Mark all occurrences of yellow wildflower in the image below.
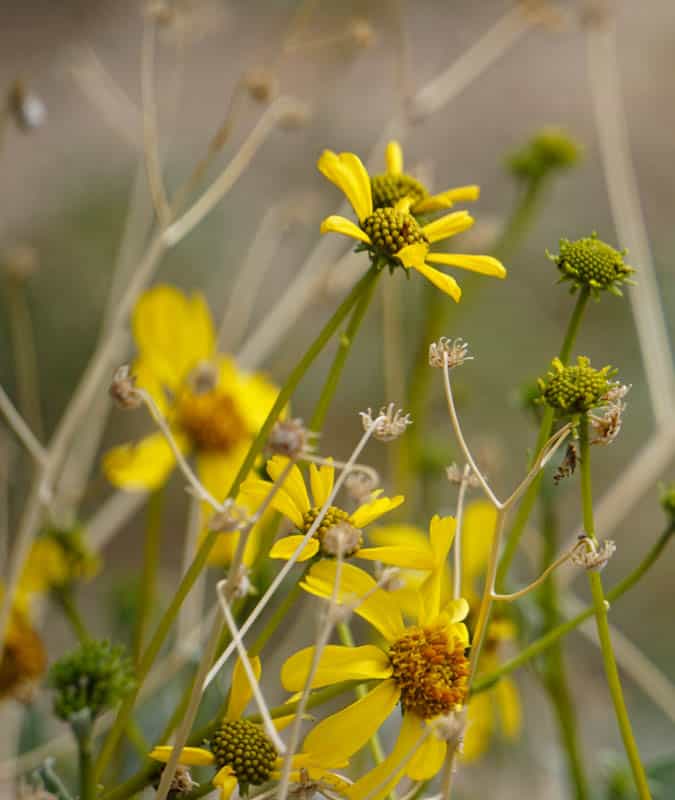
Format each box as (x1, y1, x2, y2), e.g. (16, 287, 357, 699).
(150, 657, 350, 798)
(460, 499, 522, 761)
(372, 140, 480, 214)
(318, 149, 506, 301)
(281, 532, 470, 783)
(0, 601, 46, 703)
(242, 456, 406, 562)
(103, 285, 279, 495)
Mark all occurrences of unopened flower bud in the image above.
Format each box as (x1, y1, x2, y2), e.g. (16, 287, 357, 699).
(109, 365, 142, 409)
(548, 233, 635, 297)
(507, 127, 581, 184)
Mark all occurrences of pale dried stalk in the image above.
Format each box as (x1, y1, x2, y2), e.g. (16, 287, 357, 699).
(204, 417, 386, 688)
(492, 540, 586, 602)
(0, 384, 46, 468)
(452, 465, 471, 600)
(175, 497, 205, 654)
(87, 490, 148, 552)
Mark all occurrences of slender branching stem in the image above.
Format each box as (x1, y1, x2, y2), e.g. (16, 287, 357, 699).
(452, 465, 471, 600)
(133, 487, 163, 664)
(0, 383, 46, 466)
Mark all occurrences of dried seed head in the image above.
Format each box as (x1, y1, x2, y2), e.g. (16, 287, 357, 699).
(590, 391, 628, 446)
(571, 536, 616, 572)
(228, 565, 255, 600)
(266, 418, 311, 459)
(431, 712, 466, 748)
(350, 18, 375, 48)
(345, 469, 380, 503)
(208, 500, 251, 532)
(360, 404, 412, 442)
(109, 365, 142, 409)
(244, 67, 279, 103)
(169, 764, 198, 796)
(3, 244, 39, 282)
(320, 521, 363, 559)
(429, 337, 472, 369)
(446, 463, 480, 488)
(375, 565, 404, 593)
(187, 361, 219, 394)
(8, 80, 47, 132)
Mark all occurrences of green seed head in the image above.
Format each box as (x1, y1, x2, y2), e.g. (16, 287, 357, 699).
(371, 173, 428, 211)
(362, 207, 428, 258)
(538, 356, 618, 415)
(48, 639, 135, 722)
(507, 127, 582, 183)
(549, 233, 635, 296)
(210, 719, 277, 790)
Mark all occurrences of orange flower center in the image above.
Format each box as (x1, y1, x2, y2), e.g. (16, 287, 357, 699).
(177, 388, 247, 452)
(389, 623, 469, 719)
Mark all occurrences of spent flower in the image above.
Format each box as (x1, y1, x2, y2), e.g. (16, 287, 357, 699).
(359, 403, 412, 442)
(429, 337, 472, 369)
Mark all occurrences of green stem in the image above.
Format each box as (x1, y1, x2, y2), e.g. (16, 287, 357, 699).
(133, 488, 164, 664)
(95, 269, 375, 781)
(337, 622, 386, 766)
(496, 287, 590, 590)
(56, 588, 90, 643)
(491, 178, 543, 263)
(578, 417, 651, 800)
(473, 522, 674, 692)
(536, 482, 590, 800)
(310, 265, 380, 431)
(77, 728, 95, 800)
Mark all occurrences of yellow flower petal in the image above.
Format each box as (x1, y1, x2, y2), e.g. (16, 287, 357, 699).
(409, 261, 462, 302)
(303, 679, 400, 764)
(302, 562, 404, 642)
(317, 151, 373, 222)
(281, 644, 392, 692)
(462, 690, 493, 762)
(133, 285, 214, 390)
(385, 141, 403, 175)
(103, 431, 185, 491)
(428, 515, 456, 563)
(426, 252, 507, 278)
(422, 211, 474, 244)
(132, 358, 170, 416)
(367, 524, 429, 551)
(267, 457, 310, 516)
(149, 746, 215, 766)
(346, 713, 425, 800)
(320, 215, 372, 245)
(461, 500, 499, 592)
(197, 445, 249, 506)
(406, 727, 446, 781)
(212, 765, 238, 799)
(350, 495, 404, 528)
(226, 656, 261, 720)
(497, 676, 522, 738)
(309, 460, 334, 507)
(357, 546, 436, 570)
(218, 359, 279, 433)
(396, 242, 429, 270)
(269, 535, 319, 562)
(441, 597, 470, 624)
(414, 185, 480, 213)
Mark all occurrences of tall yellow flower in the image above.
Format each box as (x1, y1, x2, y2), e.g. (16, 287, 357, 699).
(318, 149, 506, 301)
(103, 285, 278, 497)
(150, 657, 350, 798)
(372, 140, 480, 214)
(242, 456, 407, 562)
(281, 523, 470, 784)
(460, 499, 522, 761)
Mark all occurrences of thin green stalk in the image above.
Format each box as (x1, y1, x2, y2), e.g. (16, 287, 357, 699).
(536, 481, 590, 800)
(77, 728, 95, 800)
(473, 522, 674, 692)
(337, 621, 386, 767)
(578, 417, 651, 800)
(310, 264, 380, 431)
(133, 487, 164, 664)
(56, 588, 90, 643)
(95, 269, 375, 780)
(496, 287, 590, 590)
(491, 179, 543, 263)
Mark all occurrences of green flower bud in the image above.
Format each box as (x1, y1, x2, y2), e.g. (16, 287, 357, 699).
(48, 640, 135, 723)
(548, 233, 636, 297)
(507, 127, 582, 183)
(537, 356, 618, 416)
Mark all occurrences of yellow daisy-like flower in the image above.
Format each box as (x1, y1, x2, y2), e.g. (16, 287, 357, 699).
(318, 149, 506, 301)
(103, 285, 279, 496)
(460, 499, 522, 762)
(242, 456, 406, 562)
(0, 599, 47, 703)
(281, 522, 470, 784)
(372, 140, 481, 214)
(150, 657, 350, 798)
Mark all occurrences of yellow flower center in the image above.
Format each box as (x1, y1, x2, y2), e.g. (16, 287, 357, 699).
(176, 382, 247, 453)
(300, 506, 363, 558)
(0, 612, 47, 701)
(389, 623, 469, 719)
(210, 719, 277, 789)
(362, 208, 428, 257)
(371, 173, 428, 211)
